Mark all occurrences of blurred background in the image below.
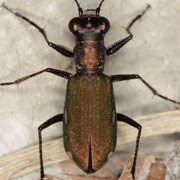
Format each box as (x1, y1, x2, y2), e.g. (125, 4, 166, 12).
(0, 0, 179, 179)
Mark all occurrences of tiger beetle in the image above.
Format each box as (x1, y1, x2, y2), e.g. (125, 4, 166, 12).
(1, 0, 180, 179)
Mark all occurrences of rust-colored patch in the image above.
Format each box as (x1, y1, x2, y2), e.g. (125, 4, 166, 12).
(147, 160, 166, 180)
(80, 46, 99, 70)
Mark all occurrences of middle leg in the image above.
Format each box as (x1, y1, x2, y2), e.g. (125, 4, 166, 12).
(111, 74, 180, 106)
(0, 68, 71, 86)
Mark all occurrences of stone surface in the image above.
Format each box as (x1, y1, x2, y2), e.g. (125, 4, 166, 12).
(164, 142, 180, 180)
(0, 0, 180, 179)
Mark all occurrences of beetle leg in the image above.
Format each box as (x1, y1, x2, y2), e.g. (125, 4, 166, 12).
(0, 68, 71, 86)
(38, 114, 63, 180)
(106, 5, 151, 56)
(117, 113, 141, 180)
(111, 74, 180, 106)
(1, 3, 74, 58)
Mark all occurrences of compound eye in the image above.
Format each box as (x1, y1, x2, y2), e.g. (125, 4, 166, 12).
(73, 24, 81, 32)
(98, 23, 106, 31)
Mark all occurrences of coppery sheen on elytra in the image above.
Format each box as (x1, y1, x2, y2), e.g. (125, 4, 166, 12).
(64, 74, 116, 171)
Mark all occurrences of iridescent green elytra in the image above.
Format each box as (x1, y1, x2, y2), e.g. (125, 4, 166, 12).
(64, 74, 117, 171)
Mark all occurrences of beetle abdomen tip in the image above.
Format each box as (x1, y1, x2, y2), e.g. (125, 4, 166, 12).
(84, 168, 96, 174)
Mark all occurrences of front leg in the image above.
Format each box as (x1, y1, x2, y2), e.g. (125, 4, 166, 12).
(111, 74, 180, 106)
(1, 3, 74, 58)
(106, 5, 151, 56)
(0, 68, 71, 86)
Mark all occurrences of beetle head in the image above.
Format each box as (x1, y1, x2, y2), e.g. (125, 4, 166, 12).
(74, 0, 104, 17)
(69, 0, 110, 37)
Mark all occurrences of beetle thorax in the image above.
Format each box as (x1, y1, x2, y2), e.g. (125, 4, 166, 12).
(74, 41, 105, 74)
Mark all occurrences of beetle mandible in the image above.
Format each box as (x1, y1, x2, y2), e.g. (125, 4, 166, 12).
(1, 0, 180, 180)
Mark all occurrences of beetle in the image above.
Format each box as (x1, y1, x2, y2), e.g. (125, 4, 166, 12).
(1, 0, 180, 180)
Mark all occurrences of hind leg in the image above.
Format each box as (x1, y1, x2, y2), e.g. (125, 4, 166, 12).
(117, 113, 142, 180)
(38, 114, 63, 180)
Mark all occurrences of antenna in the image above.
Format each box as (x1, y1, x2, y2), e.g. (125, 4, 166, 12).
(96, 0, 105, 16)
(74, 0, 83, 16)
